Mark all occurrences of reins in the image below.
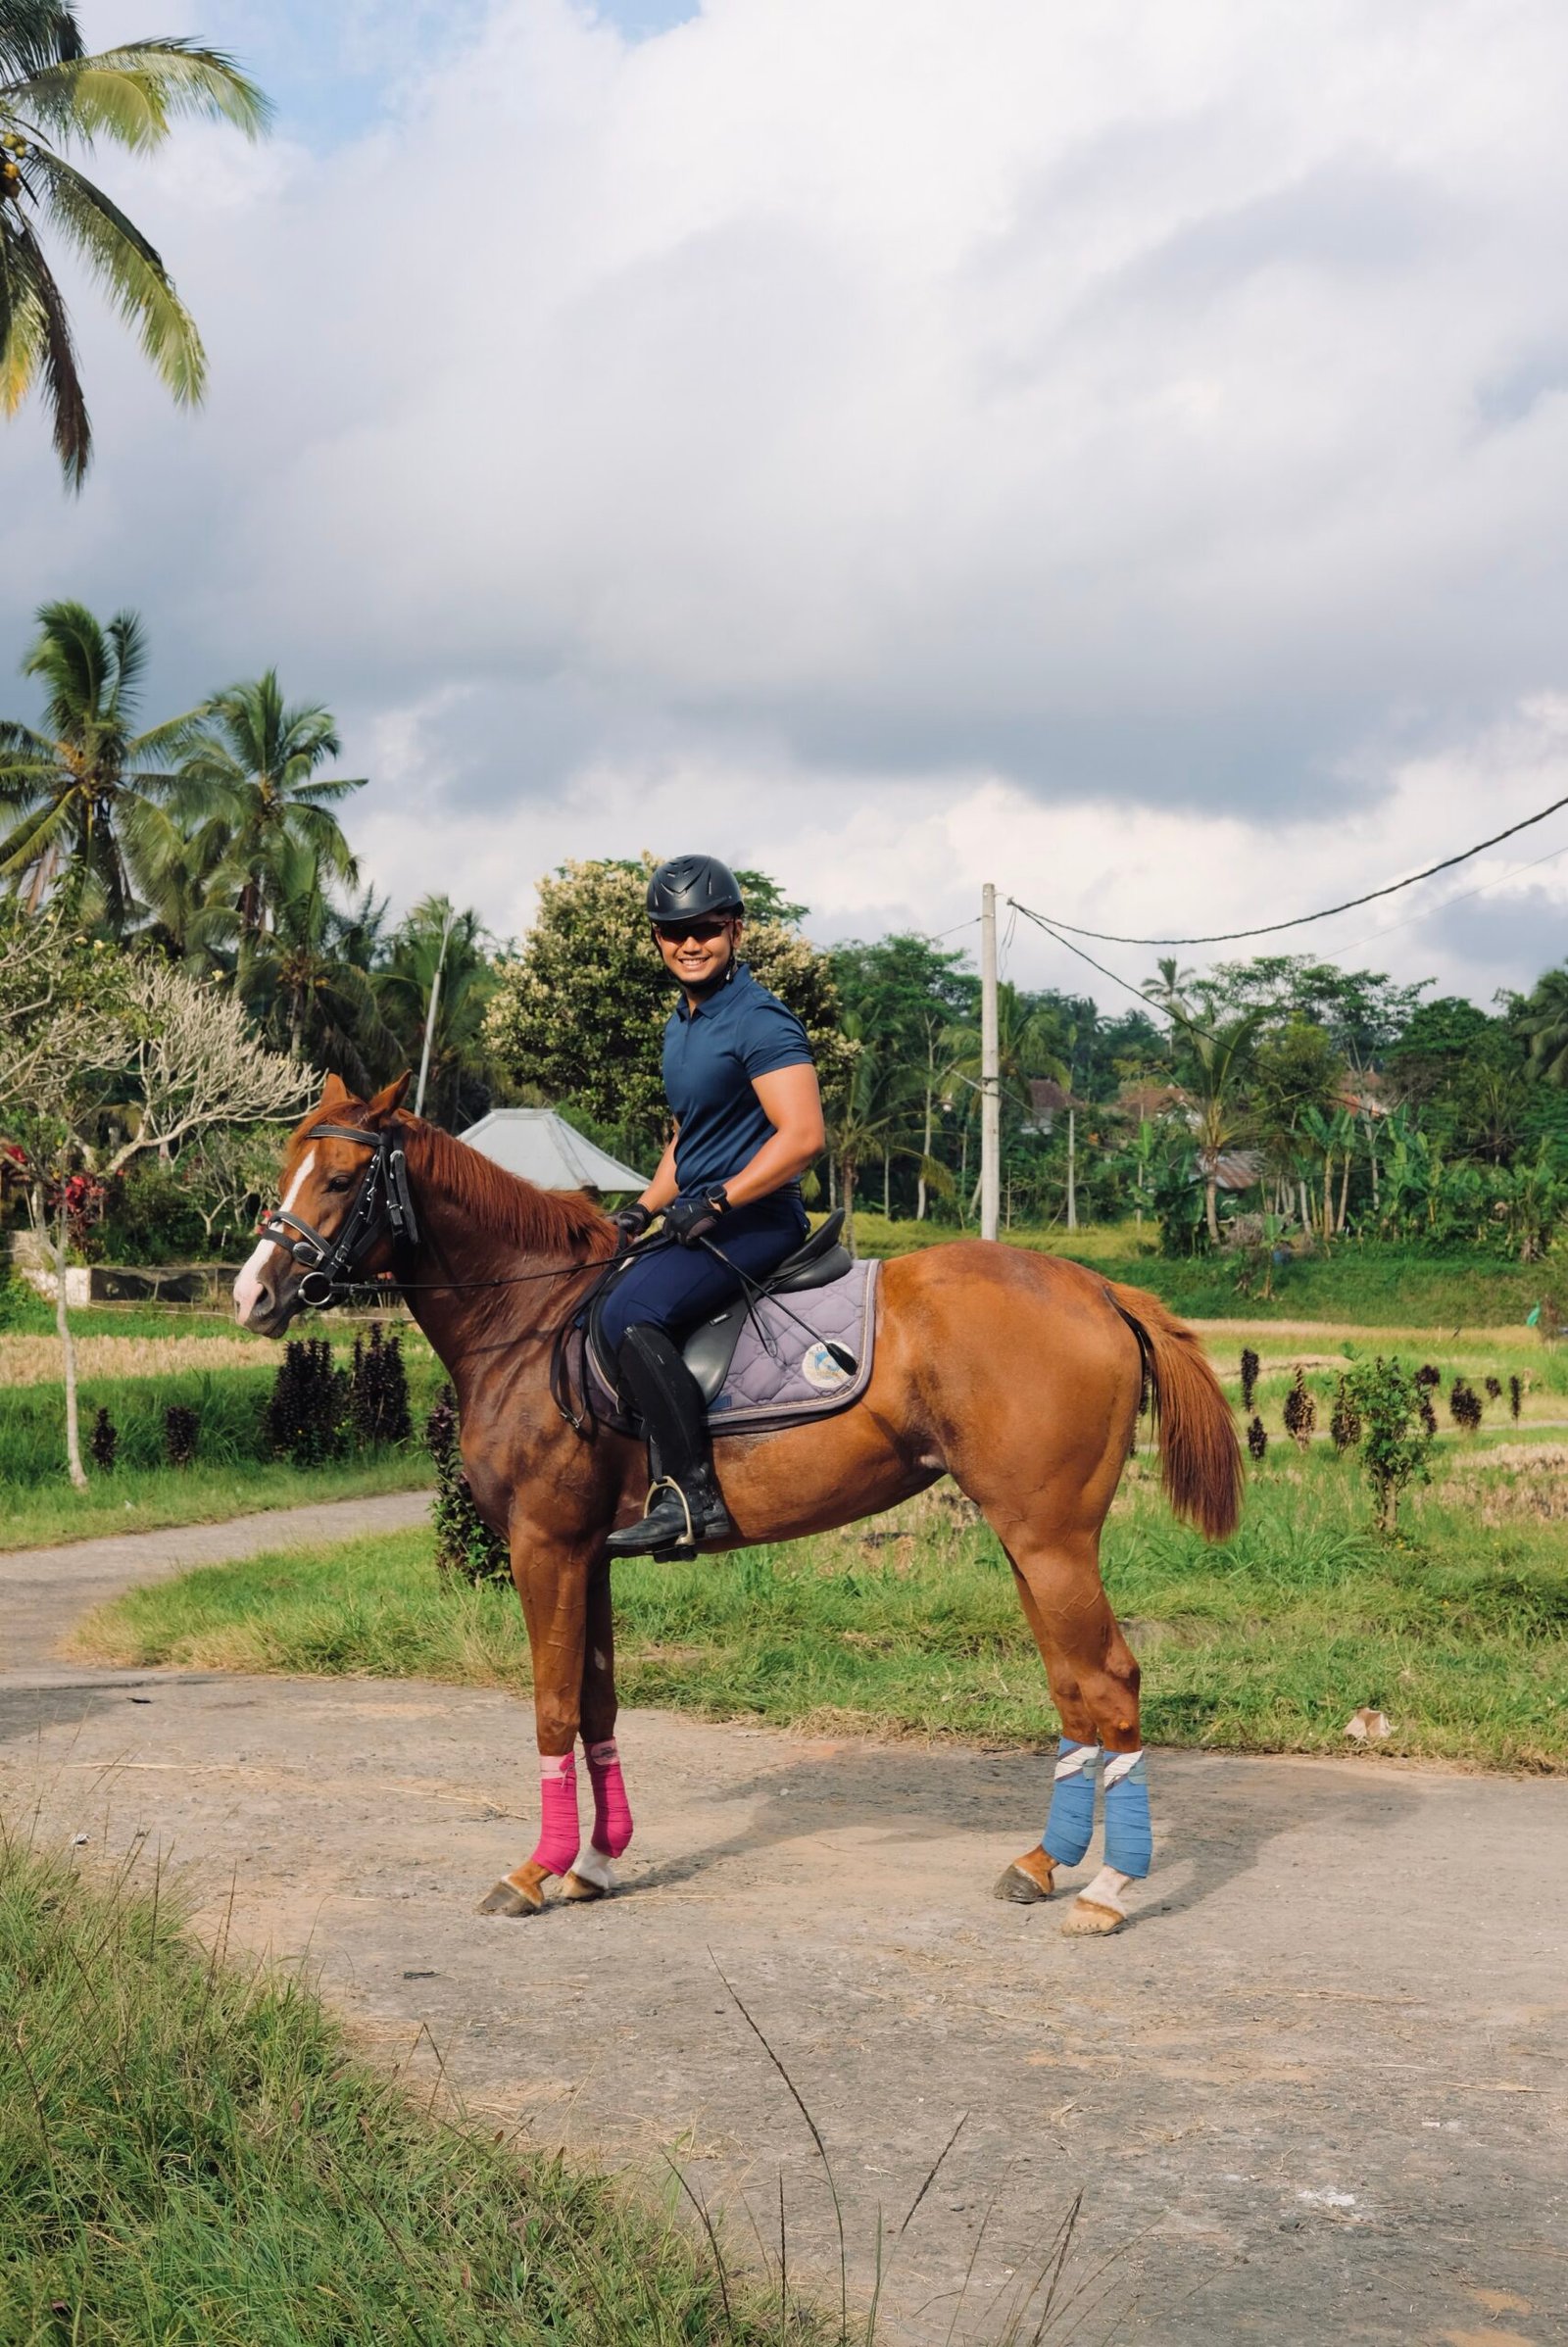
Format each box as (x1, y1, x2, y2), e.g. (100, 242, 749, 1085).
(257, 1120, 622, 1305)
(257, 1126, 856, 1440)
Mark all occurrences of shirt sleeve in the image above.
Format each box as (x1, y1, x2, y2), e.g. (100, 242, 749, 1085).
(740, 997, 814, 1082)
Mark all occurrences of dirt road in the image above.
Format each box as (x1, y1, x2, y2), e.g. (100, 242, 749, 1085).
(2, 1503, 1564, 2344)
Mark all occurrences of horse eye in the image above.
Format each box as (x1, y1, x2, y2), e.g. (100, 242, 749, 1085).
(325, 1174, 354, 1194)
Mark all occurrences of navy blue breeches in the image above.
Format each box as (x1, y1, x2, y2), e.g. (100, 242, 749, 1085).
(598, 1194, 808, 1358)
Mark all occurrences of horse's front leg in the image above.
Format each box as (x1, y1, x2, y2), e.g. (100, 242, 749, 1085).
(561, 1556, 632, 1904)
(480, 1524, 593, 1918)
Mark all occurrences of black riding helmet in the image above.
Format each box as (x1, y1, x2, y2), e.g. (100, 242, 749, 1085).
(647, 856, 745, 923)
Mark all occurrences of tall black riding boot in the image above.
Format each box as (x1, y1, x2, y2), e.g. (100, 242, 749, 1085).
(605, 1324, 733, 1556)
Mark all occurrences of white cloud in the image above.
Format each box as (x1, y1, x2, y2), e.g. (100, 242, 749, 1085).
(8, 0, 1568, 1003)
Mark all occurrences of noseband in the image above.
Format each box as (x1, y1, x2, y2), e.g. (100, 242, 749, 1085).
(257, 1122, 419, 1309)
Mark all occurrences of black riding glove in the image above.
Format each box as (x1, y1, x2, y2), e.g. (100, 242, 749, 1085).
(663, 1193, 724, 1247)
(612, 1202, 653, 1245)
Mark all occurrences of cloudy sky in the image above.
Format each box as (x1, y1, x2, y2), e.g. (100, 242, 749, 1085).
(7, 0, 1568, 1007)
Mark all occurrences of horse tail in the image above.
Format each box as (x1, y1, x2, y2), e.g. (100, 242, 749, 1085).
(1106, 1281, 1242, 1543)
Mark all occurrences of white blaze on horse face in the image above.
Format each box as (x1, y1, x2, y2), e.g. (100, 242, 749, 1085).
(233, 1149, 315, 1326)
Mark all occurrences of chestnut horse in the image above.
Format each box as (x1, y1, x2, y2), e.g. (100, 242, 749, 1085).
(236, 1076, 1241, 1935)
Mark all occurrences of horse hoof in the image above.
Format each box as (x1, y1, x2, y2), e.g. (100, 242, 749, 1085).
(562, 1848, 617, 1902)
(1060, 1895, 1126, 1937)
(993, 1849, 1056, 1904)
(478, 1877, 546, 1917)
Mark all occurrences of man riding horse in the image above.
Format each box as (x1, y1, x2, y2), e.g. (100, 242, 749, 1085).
(235, 867, 1241, 1934)
(601, 855, 826, 1557)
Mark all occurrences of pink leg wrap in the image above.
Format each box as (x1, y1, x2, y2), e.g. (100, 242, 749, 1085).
(586, 1738, 633, 1858)
(530, 1750, 580, 1877)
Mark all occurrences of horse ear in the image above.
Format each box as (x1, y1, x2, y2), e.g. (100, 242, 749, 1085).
(368, 1072, 413, 1122)
(320, 1074, 350, 1108)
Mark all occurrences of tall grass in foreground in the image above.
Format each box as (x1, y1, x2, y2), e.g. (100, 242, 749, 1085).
(0, 1830, 801, 2346)
(75, 1448, 1568, 1771)
(0, 1833, 1105, 2345)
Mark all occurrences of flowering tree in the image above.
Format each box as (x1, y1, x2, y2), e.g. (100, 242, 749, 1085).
(484, 856, 853, 1152)
(0, 912, 308, 1485)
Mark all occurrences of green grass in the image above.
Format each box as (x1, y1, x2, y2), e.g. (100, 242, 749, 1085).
(0, 1831, 799, 2346)
(76, 1443, 1568, 1772)
(1, 1345, 447, 1549)
(0, 1452, 434, 1553)
(0, 1281, 252, 1341)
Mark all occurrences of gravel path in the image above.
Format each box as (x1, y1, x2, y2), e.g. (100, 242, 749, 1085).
(2, 1502, 1564, 2345)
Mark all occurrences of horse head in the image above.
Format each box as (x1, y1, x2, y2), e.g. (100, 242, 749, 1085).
(233, 1070, 413, 1336)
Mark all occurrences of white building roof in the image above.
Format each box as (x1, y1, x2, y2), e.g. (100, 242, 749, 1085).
(458, 1108, 648, 1193)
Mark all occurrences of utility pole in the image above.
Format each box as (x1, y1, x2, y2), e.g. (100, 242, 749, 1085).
(414, 902, 459, 1121)
(1066, 1105, 1077, 1232)
(980, 881, 1000, 1243)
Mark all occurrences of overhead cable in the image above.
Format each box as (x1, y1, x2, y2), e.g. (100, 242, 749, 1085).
(1009, 899, 1233, 1048)
(1006, 789, 1568, 948)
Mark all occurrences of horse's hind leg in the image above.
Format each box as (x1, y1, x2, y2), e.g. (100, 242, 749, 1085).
(562, 1559, 633, 1904)
(991, 1529, 1150, 1936)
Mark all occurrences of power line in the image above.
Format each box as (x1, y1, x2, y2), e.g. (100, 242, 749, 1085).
(1009, 788, 1568, 948)
(1009, 899, 1234, 1047)
(1330, 839, 1568, 962)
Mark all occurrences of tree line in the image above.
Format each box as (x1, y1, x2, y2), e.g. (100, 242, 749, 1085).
(7, 600, 1568, 1276)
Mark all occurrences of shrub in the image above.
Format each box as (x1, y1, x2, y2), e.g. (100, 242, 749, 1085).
(266, 1339, 346, 1468)
(1240, 1346, 1260, 1412)
(1509, 1374, 1523, 1421)
(348, 1321, 412, 1449)
(1246, 1414, 1268, 1463)
(427, 1385, 510, 1584)
(1416, 1363, 1441, 1389)
(1418, 1391, 1439, 1440)
(1485, 1376, 1503, 1402)
(97, 1159, 207, 1265)
(1342, 1356, 1432, 1534)
(89, 1405, 118, 1475)
(1330, 1378, 1361, 1454)
(163, 1405, 199, 1468)
(1283, 1369, 1316, 1450)
(1448, 1378, 1484, 1433)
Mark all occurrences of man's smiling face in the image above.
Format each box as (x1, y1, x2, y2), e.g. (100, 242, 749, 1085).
(654, 914, 740, 994)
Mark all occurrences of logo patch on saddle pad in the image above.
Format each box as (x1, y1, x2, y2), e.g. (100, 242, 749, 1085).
(800, 1339, 856, 1393)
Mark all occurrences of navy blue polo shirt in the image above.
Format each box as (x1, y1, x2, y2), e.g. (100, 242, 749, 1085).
(663, 962, 814, 1196)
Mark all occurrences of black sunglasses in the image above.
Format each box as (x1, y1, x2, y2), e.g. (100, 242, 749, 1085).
(653, 917, 731, 944)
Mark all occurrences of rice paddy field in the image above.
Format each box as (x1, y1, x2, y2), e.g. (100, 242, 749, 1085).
(14, 1252, 1568, 1776)
(0, 1314, 442, 1551)
(75, 1408, 1568, 1773)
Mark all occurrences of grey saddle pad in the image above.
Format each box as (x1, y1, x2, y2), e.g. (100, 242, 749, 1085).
(589, 1257, 881, 1436)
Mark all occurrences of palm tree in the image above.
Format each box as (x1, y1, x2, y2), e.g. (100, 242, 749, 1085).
(1518, 968, 1568, 1086)
(178, 671, 365, 948)
(822, 1019, 949, 1253)
(0, 598, 205, 930)
(1, 1, 269, 486)
(375, 896, 498, 1130)
(1179, 1009, 1265, 1245)
(127, 795, 235, 966)
(941, 983, 1068, 1219)
(238, 837, 395, 1084)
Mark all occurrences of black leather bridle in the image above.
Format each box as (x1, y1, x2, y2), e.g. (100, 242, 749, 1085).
(256, 1121, 419, 1309)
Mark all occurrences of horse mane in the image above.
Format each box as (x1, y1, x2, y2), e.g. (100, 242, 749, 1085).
(404, 1119, 618, 1261)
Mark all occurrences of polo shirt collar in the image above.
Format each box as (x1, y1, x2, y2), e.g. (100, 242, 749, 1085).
(675, 958, 743, 1021)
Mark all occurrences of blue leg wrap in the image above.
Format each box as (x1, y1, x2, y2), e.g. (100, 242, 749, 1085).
(1041, 1737, 1100, 1866)
(1102, 1749, 1152, 1879)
